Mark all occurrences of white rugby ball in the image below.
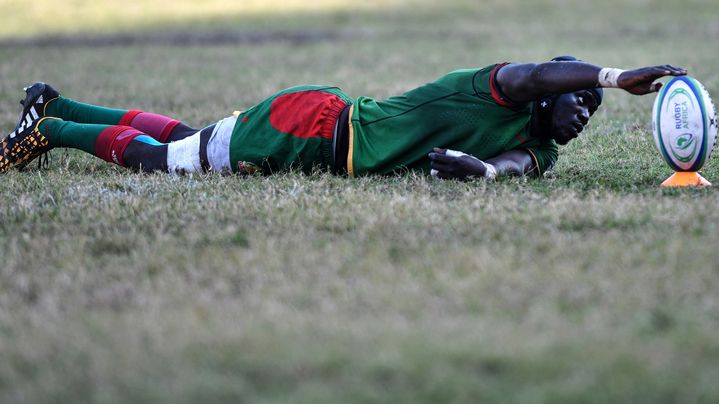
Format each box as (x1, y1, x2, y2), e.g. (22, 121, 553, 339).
(652, 76, 717, 171)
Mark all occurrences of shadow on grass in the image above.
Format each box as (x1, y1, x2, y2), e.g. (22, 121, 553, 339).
(0, 29, 359, 48)
(0, 2, 462, 47)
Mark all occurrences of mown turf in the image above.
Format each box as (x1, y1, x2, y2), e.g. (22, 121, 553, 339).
(1, 1, 719, 403)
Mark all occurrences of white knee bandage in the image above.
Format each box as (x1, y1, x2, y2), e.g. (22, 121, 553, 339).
(167, 131, 202, 174)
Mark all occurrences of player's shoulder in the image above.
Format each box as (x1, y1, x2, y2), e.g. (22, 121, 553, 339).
(435, 64, 504, 83)
(431, 64, 504, 97)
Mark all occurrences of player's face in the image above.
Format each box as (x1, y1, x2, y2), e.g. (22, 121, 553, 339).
(550, 90, 599, 145)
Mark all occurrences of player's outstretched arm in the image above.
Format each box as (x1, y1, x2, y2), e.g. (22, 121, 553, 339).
(496, 61, 687, 103)
(428, 148, 534, 180)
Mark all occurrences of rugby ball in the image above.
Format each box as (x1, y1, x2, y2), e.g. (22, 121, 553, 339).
(652, 76, 717, 171)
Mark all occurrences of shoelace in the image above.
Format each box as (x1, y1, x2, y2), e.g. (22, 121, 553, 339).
(36, 151, 52, 170)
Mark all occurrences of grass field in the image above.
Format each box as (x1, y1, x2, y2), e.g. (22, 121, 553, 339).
(2, 1, 719, 403)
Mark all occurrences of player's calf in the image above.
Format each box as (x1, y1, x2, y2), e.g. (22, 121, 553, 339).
(122, 138, 169, 172)
(119, 110, 193, 142)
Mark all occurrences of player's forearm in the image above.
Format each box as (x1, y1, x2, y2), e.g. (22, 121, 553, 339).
(528, 62, 602, 96)
(498, 61, 603, 102)
(500, 61, 687, 101)
(486, 149, 535, 177)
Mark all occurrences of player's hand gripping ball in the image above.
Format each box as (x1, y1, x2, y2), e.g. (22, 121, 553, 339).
(652, 76, 717, 171)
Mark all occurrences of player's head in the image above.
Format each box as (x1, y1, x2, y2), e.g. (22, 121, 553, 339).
(536, 56, 603, 145)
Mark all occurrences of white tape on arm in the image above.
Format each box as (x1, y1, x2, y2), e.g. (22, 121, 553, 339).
(449, 150, 497, 179)
(598, 68, 625, 88)
(431, 149, 497, 180)
(483, 163, 497, 180)
(445, 149, 468, 158)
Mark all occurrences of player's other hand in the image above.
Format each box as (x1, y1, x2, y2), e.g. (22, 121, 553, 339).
(619, 65, 687, 95)
(428, 147, 488, 180)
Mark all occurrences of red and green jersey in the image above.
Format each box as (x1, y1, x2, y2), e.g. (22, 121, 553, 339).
(228, 64, 557, 176)
(347, 63, 558, 176)
(230, 85, 351, 174)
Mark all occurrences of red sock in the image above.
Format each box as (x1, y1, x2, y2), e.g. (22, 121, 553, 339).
(119, 110, 181, 143)
(94, 126, 145, 166)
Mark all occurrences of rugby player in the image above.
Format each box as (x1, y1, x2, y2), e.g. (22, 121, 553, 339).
(0, 57, 686, 179)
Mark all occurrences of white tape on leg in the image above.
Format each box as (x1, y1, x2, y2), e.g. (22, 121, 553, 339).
(167, 131, 202, 174)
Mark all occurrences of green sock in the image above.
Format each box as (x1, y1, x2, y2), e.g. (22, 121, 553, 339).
(39, 119, 110, 154)
(45, 96, 128, 125)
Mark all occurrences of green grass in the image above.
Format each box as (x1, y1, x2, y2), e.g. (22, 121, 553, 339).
(2, 1, 719, 403)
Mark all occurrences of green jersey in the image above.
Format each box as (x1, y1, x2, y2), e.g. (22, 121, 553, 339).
(347, 63, 558, 176)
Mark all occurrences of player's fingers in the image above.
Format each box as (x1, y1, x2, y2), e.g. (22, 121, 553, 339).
(428, 152, 456, 163)
(432, 162, 462, 178)
(649, 82, 662, 93)
(664, 65, 687, 75)
(646, 66, 673, 79)
(625, 68, 663, 86)
(662, 65, 686, 73)
(642, 65, 678, 78)
(430, 160, 452, 173)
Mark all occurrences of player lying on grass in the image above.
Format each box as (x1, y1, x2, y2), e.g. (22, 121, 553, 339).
(0, 56, 685, 179)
